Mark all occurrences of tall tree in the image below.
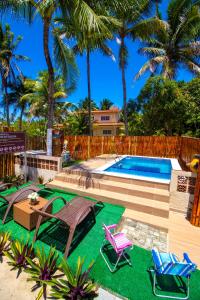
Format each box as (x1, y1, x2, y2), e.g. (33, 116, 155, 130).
(100, 98, 113, 110)
(2, 0, 117, 150)
(109, 0, 152, 136)
(57, 1, 117, 135)
(23, 71, 72, 123)
(6, 76, 35, 130)
(135, 0, 200, 79)
(0, 23, 29, 127)
(137, 76, 188, 135)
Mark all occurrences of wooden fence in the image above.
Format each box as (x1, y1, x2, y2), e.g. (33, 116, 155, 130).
(66, 136, 182, 161)
(1, 135, 200, 176)
(0, 136, 46, 178)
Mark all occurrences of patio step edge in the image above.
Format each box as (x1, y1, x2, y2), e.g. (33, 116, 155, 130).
(55, 173, 169, 202)
(122, 209, 169, 233)
(47, 180, 169, 219)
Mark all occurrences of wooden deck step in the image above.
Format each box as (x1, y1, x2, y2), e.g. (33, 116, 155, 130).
(47, 180, 169, 218)
(55, 173, 170, 202)
(123, 208, 169, 233)
(60, 169, 170, 190)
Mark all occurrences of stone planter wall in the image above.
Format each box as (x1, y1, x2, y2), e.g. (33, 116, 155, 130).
(169, 169, 197, 218)
(14, 153, 63, 182)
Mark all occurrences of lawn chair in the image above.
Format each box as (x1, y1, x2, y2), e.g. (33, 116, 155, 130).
(100, 224, 133, 272)
(150, 248, 197, 299)
(0, 184, 45, 224)
(32, 196, 103, 258)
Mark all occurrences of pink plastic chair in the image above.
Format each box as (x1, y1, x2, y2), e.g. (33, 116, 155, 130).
(100, 223, 133, 272)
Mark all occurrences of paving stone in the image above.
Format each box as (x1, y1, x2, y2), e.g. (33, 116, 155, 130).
(122, 218, 167, 252)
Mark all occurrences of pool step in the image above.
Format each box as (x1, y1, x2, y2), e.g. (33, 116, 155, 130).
(62, 168, 169, 191)
(55, 173, 169, 202)
(47, 180, 169, 219)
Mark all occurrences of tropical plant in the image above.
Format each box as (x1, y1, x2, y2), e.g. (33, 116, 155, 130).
(109, 0, 152, 135)
(137, 76, 188, 135)
(5, 240, 34, 274)
(99, 98, 113, 110)
(0, 232, 10, 258)
(24, 71, 72, 124)
(57, 1, 118, 136)
(25, 246, 60, 300)
(135, 0, 200, 80)
(4, 0, 119, 151)
(0, 23, 29, 127)
(66, 110, 89, 135)
(47, 257, 98, 300)
(6, 76, 36, 130)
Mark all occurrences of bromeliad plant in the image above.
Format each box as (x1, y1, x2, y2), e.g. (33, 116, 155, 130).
(48, 257, 98, 300)
(4, 239, 34, 275)
(25, 246, 60, 300)
(0, 232, 10, 260)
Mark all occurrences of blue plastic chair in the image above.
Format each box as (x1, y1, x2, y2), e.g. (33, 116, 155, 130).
(150, 248, 197, 299)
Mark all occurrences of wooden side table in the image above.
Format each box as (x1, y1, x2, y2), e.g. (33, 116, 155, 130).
(13, 197, 52, 230)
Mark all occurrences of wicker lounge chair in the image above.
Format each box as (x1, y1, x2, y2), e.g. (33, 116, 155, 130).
(32, 196, 103, 258)
(0, 182, 14, 192)
(0, 184, 45, 224)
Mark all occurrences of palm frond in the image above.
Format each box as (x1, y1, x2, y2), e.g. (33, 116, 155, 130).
(53, 29, 78, 92)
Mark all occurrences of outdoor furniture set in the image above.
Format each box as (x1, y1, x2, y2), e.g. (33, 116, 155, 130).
(0, 184, 197, 299)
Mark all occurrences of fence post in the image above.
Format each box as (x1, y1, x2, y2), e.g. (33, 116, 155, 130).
(128, 136, 131, 155)
(101, 136, 104, 155)
(87, 136, 90, 159)
(190, 166, 200, 226)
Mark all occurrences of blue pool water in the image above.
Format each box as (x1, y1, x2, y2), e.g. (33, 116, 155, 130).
(105, 156, 172, 180)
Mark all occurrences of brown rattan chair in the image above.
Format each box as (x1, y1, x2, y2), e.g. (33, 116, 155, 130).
(0, 182, 14, 192)
(32, 196, 103, 258)
(0, 184, 44, 224)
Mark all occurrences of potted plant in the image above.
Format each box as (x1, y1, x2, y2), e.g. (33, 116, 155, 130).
(28, 192, 39, 205)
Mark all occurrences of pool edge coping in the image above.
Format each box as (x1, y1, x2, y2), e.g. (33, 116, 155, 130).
(92, 155, 181, 184)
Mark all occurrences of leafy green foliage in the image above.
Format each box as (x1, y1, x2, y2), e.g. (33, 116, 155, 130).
(135, 0, 200, 79)
(1, 174, 24, 186)
(4, 240, 34, 273)
(48, 257, 98, 300)
(100, 98, 113, 110)
(136, 76, 188, 135)
(25, 247, 59, 300)
(0, 232, 10, 257)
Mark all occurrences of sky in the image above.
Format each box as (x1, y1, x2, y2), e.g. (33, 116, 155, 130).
(3, 1, 194, 109)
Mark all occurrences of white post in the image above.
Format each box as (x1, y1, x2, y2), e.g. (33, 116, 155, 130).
(47, 128, 53, 156)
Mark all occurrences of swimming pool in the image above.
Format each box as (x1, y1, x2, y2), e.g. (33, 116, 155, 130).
(105, 156, 172, 180)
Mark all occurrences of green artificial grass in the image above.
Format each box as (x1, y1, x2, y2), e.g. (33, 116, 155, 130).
(1, 184, 200, 300)
(0, 184, 124, 268)
(91, 245, 200, 300)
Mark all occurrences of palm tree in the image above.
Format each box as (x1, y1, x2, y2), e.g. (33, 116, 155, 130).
(100, 98, 113, 110)
(6, 76, 35, 130)
(24, 71, 72, 123)
(0, 23, 29, 127)
(77, 97, 98, 111)
(135, 0, 200, 80)
(110, 0, 153, 136)
(57, 2, 117, 136)
(2, 0, 117, 151)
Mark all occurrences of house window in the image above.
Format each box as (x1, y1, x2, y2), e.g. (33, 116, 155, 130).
(101, 116, 110, 121)
(103, 130, 112, 135)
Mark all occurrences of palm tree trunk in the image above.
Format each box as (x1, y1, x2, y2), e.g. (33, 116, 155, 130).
(19, 106, 24, 130)
(121, 36, 128, 136)
(86, 47, 92, 136)
(43, 16, 54, 156)
(2, 77, 10, 127)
